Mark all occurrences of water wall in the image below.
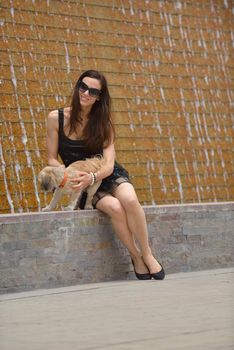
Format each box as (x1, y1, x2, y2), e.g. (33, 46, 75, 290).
(0, 0, 233, 213)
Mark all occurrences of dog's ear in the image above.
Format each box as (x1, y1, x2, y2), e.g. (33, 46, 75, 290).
(40, 174, 53, 191)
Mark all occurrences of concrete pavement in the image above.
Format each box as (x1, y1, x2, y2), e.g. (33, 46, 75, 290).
(0, 268, 233, 350)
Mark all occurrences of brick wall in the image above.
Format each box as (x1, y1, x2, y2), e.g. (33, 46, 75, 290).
(0, 1, 233, 213)
(0, 202, 233, 293)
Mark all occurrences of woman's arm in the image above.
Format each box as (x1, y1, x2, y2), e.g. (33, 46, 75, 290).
(94, 142, 115, 182)
(46, 110, 63, 167)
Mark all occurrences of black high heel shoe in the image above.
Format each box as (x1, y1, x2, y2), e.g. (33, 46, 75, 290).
(131, 259, 151, 280)
(151, 265, 165, 280)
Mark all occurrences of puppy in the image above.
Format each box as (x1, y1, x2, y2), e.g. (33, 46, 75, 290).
(38, 156, 104, 211)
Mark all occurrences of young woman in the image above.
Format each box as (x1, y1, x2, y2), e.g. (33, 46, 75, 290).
(46, 69, 165, 280)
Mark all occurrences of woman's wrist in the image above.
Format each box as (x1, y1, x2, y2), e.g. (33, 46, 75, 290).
(89, 171, 99, 185)
(89, 172, 95, 186)
(93, 172, 97, 183)
(48, 159, 62, 167)
(94, 171, 99, 182)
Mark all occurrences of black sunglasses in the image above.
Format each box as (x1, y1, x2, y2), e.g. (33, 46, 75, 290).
(77, 81, 101, 98)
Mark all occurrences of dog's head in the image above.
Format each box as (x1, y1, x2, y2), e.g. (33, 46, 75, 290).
(38, 167, 60, 192)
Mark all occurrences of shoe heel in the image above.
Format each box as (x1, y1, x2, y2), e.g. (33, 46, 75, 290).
(131, 259, 151, 280)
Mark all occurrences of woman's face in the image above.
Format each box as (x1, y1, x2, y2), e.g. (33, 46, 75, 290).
(78, 77, 102, 108)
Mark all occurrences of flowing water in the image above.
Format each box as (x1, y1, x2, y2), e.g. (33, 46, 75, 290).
(0, 0, 233, 212)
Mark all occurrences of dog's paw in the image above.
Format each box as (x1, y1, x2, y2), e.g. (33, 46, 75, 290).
(84, 204, 93, 210)
(62, 205, 74, 211)
(42, 206, 51, 212)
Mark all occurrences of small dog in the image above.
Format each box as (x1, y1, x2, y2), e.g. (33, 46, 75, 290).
(38, 157, 104, 211)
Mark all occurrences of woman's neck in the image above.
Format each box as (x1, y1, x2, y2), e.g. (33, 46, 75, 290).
(81, 105, 92, 120)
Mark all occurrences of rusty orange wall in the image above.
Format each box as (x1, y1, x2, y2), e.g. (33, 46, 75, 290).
(0, 0, 233, 213)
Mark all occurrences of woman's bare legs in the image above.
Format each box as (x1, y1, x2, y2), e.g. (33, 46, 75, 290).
(112, 183, 162, 274)
(96, 195, 150, 274)
(96, 183, 162, 274)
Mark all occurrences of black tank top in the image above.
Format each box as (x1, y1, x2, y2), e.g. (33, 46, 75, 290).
(58, 108, 102, 167)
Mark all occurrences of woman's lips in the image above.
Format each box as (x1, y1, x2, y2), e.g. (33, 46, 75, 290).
(80, 95, 90, 102)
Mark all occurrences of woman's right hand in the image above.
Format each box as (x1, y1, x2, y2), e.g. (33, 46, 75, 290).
(70, 171, 92, 191)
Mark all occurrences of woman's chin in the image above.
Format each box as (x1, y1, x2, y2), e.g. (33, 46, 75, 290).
(80, 99, 92, 107)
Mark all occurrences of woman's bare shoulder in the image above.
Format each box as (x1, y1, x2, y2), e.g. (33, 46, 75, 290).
(47, 107, 71, 129)
(48, 109, 59, 121)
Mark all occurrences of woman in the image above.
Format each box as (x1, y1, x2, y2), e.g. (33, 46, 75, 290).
(46, 69, 165, 280)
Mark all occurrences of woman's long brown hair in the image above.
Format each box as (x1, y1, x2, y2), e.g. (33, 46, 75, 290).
(69, 70, 115, 153)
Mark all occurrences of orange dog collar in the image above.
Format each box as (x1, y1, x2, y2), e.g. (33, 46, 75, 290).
(59, 172, 68, 188)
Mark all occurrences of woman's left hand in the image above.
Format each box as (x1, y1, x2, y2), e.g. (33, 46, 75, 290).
(70, 171, 91, 191)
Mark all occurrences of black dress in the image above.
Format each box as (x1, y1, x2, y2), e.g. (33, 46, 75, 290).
(58, 108, 131, 208)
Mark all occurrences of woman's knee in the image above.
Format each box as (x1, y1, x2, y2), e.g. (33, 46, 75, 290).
(114, 183, 141, 211)
(108, 199, 125, 218)
(97, 196, 124, 219)
(121, 194, 141, 212)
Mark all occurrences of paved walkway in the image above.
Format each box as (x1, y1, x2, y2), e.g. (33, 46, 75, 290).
(0, 268, 233, 350)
